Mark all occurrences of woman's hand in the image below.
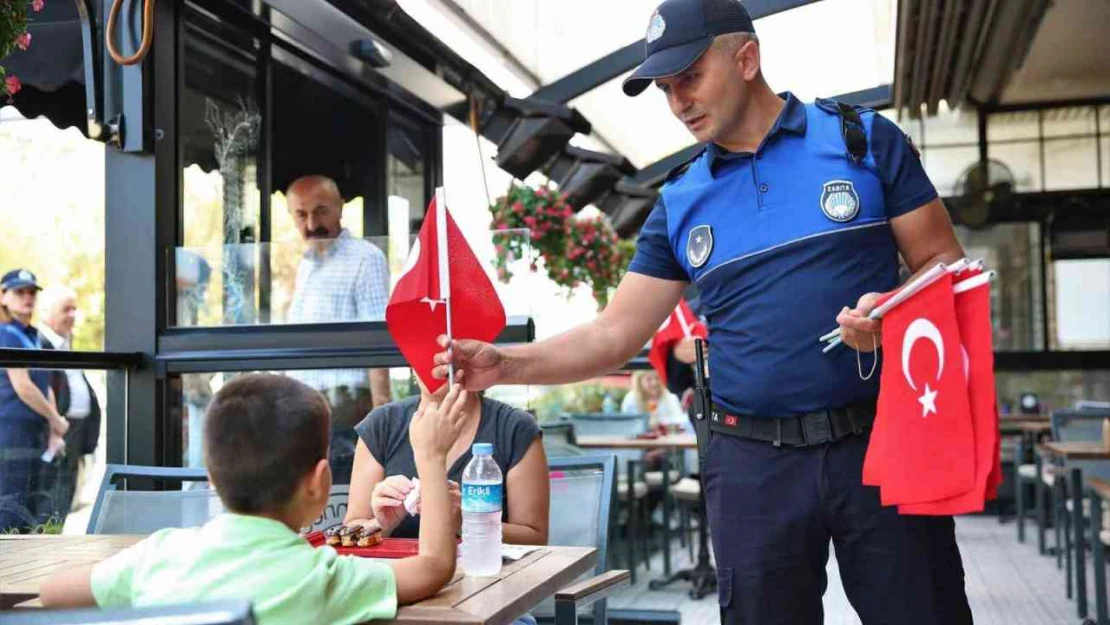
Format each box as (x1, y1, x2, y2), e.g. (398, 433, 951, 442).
(50, 415, 69, 437)
(371, 475, 415, 535)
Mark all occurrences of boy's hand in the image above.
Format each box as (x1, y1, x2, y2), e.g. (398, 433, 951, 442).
(415, 480, 463, 534)
(409, 383, 468, 463)
(371, 475, 415, 535)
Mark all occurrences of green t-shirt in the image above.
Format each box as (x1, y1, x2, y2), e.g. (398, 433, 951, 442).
(91, 513, 397, 625)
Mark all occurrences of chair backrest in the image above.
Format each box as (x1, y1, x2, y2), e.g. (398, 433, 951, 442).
(540, 421, 585, 458)
(0, 599, 255, 624)
(536, 455, 617, 623)
(89, 464, 222, 535)
(1051, 409, 1110, 443)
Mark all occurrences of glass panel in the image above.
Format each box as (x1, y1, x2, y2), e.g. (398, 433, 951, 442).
(179, 368, 439, 487)
(923, 146, 979, 198)
(989, 141, 1042, 192)
(388, 115, 431, 230)
(1100, 134, 1109, 189)
(987, 110, 1039, 142)
(954, 223, 1043, 351)
(181, 9, 262, 326)
(1043, 137, 1099, 191)
(1041, 106, 1097, 138)
(0, 367, 106, 534)
(996, 370, 1110, 417)
(921, 103, 978, 147)
(1052, 259, 1110, 350)
(172, 229, 534, 327)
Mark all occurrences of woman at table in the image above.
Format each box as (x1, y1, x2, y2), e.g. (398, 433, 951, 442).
(0, 269, 68, 532)
(345, 374, 549, 546)
(622, 370, 688, 433)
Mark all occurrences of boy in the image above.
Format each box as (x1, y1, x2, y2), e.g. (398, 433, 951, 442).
(40, 373, 469, 624)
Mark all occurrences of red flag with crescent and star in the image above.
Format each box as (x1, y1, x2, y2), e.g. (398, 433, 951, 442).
(899, 269, 999, 514)
(864, 273, 976, 506)
(386, 191, 506, 393)
(648, 299, 707, 386)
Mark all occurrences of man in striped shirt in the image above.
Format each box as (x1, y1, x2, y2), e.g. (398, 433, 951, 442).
(286, 175, 392, 483)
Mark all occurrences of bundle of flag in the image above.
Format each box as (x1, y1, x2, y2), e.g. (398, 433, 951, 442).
(856, 259, 1001, 515)
(386, 189, 507, 393)
(648, 299, 708, 386)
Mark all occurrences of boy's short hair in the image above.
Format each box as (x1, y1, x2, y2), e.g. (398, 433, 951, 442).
(204, 374, 330, 513)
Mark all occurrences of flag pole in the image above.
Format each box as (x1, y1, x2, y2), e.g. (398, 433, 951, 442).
(436, 187, 454, 387)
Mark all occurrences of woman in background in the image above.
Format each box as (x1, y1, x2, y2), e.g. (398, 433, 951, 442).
(622, 370, 687, 432)
(0, 269, 68, 532)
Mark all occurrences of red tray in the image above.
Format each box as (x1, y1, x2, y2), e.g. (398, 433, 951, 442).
(304, 530, 420, 559)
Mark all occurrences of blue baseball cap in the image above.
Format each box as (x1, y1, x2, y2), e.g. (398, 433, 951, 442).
(1, 269, 41, 292)
(622, 0, 756, 97)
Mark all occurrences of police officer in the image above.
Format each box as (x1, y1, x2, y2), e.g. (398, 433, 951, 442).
(434, 0, 971, 622)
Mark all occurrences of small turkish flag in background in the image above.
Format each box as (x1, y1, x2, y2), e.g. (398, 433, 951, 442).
(386, 190, 506, 393)
(648, 299, 707, 385)
(865, 273, 976, 506)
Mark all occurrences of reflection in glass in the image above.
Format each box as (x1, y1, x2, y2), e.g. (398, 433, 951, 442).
(923, 146, 979, 198)
(181, 9, 262, 326)
(388, 116, 430, 230)
(954, 223, 1043, 351)
(1040, 106, 1097, 138)
(987, 110, 1040, 142)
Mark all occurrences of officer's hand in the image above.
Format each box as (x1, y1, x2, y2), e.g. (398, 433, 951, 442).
(432, 336, 505, 391)
(836, 293, 883, 352)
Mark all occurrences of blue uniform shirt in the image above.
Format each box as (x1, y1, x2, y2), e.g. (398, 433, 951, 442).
(0, 321, 51, 423)
(628, 93, 937, 416)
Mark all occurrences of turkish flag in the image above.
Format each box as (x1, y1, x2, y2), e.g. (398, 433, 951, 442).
(864, 273, 976, 506)
(648, 299, 707, 385)
(386, 190, 506, 393)
(899, 272, 998, 514)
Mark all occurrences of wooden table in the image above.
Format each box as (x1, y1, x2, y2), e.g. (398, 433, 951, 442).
(1, 535, 597, 624)
(1038, 441, 1110, 620)
(575, 434, 697, 450)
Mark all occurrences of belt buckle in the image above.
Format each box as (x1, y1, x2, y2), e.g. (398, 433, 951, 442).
(802, 412, 832, 446)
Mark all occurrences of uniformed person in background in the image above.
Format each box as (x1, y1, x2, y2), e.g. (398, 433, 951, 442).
(435, 0, 971, 623)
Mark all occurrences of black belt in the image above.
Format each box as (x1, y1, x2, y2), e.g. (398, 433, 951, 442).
(708, 400, 876, 448)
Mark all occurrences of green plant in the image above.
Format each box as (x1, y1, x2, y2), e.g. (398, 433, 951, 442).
(1, 1, 45, 101)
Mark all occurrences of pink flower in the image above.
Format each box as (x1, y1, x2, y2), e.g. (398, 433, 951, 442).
(512, 201, 524, 213)
(32, 0, 45, 11)
(4, 75, 22, 97)
(15, 32, 31, 51)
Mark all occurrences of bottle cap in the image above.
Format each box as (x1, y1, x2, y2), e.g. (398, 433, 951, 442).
(472, 443, 493, 455)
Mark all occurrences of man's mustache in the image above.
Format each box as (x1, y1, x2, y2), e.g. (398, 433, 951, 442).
(306, 227, 331, 239)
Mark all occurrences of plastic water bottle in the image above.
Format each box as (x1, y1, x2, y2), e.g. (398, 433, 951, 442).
(461, 443, 503, 576)
(602, 392, 617, 413)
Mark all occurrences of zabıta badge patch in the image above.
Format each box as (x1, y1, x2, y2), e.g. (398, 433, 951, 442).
(820, 180, 860, 222)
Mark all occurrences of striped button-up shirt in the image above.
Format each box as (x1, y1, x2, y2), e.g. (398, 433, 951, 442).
(286, 229, 390, 395)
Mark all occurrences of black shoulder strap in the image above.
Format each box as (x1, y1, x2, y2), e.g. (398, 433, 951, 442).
(835, 102, 868, 165)
(664, 147, 706, 184)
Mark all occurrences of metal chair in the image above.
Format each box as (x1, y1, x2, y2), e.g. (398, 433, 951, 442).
(565, 413, 652, 578)
(1, 599, 255, 624)
(88, 464, 221, 535)
(534, 454, 620, 625)
(541, 420, 585, 458)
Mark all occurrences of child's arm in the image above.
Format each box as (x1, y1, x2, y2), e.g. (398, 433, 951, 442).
(40, 564, 97, 608)
(390, 384, 468, 605)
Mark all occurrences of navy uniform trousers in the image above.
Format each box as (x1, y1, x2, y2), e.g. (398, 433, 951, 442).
(704, 424, 974, 624)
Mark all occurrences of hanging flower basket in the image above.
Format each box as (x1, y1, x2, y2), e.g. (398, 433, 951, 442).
(1, 1, 45, 101)
(489, 183, 635, 310)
